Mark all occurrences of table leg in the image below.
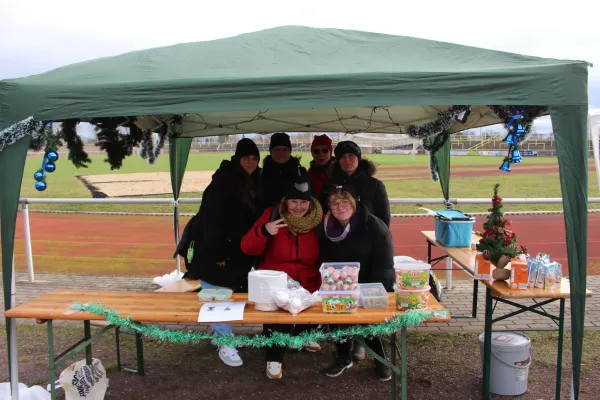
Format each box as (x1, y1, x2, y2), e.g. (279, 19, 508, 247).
(472, 279, 479, 318)
(482, 287, 493, 400)
(401, 326, 408, 400)
(555, 299, 565, 400)
(115, 326, 122, 371)
(84, 320, 92, 365)
(427, 241, 432, 264)
(391, 331, 397, 400)
(47, 321, 56, 400)
(135, 332, 145, 376)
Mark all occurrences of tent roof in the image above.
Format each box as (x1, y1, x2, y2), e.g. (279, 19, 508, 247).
(0, 26, 589, 132)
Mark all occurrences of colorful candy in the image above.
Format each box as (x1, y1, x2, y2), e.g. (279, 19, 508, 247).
(320, 263, 360, 291)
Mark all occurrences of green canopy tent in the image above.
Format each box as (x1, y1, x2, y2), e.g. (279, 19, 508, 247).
(0, 26, 590, 398)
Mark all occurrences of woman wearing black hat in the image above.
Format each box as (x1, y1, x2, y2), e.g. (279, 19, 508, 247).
(321, 140, 391, 227)
(181, 138, 263, 368)
(241, 174, 323, 380)
(318, 184, 395, 382)
(261, 132, 308, 207)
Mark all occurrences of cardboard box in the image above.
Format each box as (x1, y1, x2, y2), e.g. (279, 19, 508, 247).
(510, 259, 529, 290)
(474, 253, 491, 280)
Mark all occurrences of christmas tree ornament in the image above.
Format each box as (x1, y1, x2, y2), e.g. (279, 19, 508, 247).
(35, 181, 47, 192)
(499, 159, 511, 172)
(511, 148, 522, 163)
(46, 150, 59, 163)
(502, 133, 519, 146)
(44, 162, 56, 172)
(33, 170, 45, 181)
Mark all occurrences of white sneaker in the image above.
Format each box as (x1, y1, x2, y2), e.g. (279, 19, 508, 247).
(303, 341, 321, 353)
(218, 346, 243, 367)
(266, 362, 282, 379)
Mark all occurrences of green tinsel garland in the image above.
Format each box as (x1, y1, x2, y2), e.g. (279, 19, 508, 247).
(71, 302, 448, 348)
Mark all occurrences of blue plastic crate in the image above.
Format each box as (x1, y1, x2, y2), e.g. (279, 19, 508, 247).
(434, 210, 475, 247)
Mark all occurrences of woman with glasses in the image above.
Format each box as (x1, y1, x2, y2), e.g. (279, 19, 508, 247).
(321, 141, 391, 227)
(307, 134, 335, 197)
(318, 184, 395, 382)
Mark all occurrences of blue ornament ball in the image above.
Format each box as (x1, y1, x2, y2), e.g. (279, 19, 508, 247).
(44, 162, 56, 173)
(35, 181, 47, 191)
(46, 151, 59, 163)
(34, 171, 45, 181)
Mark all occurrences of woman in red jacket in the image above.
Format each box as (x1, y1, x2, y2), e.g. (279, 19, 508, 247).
(241, 174, 323, 380)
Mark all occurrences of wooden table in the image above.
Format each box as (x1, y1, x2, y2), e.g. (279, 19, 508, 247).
(6, 289, 449, 400)
(421, 230, 592, 400)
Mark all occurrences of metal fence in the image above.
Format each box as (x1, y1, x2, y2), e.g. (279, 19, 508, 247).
(16, 197, 600, 289)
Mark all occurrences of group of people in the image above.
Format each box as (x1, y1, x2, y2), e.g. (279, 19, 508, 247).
(178, 132, 395, 381)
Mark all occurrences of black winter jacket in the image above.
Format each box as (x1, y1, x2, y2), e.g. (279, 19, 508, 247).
(318, 203, 395, 292)
(181, 159, 263, 291)
(321, 159, 391, 227)
(260, 155, 307, 207)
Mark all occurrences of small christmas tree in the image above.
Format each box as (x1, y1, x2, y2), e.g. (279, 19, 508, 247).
(476, 184, 519, 265)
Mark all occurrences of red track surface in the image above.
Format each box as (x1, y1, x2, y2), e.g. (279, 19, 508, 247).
(12, 212, 600, 278)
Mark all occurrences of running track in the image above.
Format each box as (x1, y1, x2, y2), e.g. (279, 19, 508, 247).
(11, 212, 600, 278)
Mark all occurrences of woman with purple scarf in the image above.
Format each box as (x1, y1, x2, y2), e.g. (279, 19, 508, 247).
(318, 184, 395, 382)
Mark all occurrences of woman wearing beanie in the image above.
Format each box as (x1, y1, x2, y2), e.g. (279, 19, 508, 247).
(182, 138, 263, 368)
(261, 132, 307, 207)
(318, 185, 395, 382)
(241, 174, 323, 380)
(321, 140, 391, 227)
(307, 134, 335, 197)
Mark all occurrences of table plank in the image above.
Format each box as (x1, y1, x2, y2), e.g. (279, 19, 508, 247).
(6, 290, 450, 325)
(421, 230, 592, 299)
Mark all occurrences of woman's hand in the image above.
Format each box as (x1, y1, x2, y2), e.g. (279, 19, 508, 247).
(264, 218, 288, 235)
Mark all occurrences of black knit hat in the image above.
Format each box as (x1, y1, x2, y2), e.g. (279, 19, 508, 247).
(234, 138, 260, 160)
(284, 175, 312, 201)
(323, 183, 359, 202)
(269, 132, 292, 151)
(334, 140, 361, 160)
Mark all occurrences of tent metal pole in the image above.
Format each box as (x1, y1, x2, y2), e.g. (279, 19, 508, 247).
(173, 136, 181, 275)
(22, 203, 35, 282)
(10, 255, 19, 400)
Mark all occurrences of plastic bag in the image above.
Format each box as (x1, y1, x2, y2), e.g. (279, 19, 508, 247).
(0, 383, 50, 400)
(271, 278, 320, 316)
(58, 358, 108, 400)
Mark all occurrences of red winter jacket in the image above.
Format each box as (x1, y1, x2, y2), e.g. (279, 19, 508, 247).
(241, 207, 321, 293)
(307, 158, 334, 198)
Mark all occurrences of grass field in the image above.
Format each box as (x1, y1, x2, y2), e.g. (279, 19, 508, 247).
(20, 152, 599, 214)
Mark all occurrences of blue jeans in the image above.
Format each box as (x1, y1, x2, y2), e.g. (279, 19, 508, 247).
(200, 280, 233, 339)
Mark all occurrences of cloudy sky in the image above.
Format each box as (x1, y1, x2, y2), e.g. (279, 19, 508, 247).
(1, 0, 598, 134)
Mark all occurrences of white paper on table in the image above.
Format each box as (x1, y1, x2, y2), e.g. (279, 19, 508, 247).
(198, 302, 246, 322)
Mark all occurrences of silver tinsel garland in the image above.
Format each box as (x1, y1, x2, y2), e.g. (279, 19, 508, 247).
(0, 117, 46, 153)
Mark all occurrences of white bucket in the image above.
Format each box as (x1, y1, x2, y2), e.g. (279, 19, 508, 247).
(478, 332, 532, 396)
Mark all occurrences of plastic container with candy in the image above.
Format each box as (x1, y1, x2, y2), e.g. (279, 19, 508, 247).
(321, 290, 360, 313)
(359, 283, 389, 309)
(319, 262, 360, 291)
(394, 262, 431, 290)
(198, 289, 218, 302)
(394, 286, 430, 311)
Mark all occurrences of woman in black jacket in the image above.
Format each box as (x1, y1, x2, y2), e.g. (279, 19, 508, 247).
(318, 184, 395, 382)
(184, 138, 263, 368)
(261, 132, 307, 207)
(321, 141, 391, 227)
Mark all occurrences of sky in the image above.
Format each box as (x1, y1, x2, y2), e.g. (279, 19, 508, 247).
(1, 0, 598, 136)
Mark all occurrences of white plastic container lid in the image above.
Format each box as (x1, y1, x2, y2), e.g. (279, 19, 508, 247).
(394, 285, 431, 293)
(393, 262, 431, 270)
(478, 332, 531, 352)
